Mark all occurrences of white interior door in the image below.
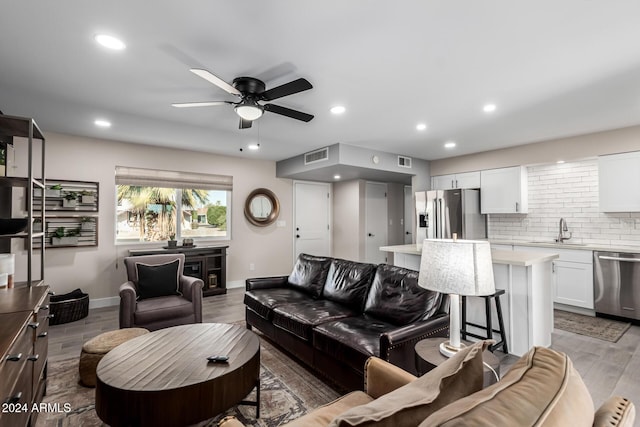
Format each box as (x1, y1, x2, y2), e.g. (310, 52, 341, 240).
(294, 181, 331, 260)
(404, 185, 413, 244)
(365, 182, 388, 264)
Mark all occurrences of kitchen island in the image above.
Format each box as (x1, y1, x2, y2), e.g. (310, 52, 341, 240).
(380, 244, 559, 357)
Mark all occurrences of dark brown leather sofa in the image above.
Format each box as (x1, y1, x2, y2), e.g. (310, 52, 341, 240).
(245, 253, 450, 391)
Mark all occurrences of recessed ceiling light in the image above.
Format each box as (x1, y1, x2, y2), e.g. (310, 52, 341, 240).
(416, 123, 427, 131)
(330, 105, 346, 115)
(557, 160, 565, 164)
(444, 141, 456, 149)
(483, 104, 497, 113)
(94, 34, 126, 50)
(94, 119, 111, 128)
(248, 143, 260, 150)
(334, 175, 341, 180)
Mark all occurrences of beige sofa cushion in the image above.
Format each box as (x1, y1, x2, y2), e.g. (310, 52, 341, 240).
(329, 340, 490, 427)
(285, 391, 374, 427)
(420, 346, 594, 426)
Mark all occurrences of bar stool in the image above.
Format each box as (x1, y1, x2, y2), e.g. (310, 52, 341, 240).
(461, 289, 508, 354)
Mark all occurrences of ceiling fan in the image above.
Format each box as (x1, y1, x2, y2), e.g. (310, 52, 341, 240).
(172, 68, 314, 129)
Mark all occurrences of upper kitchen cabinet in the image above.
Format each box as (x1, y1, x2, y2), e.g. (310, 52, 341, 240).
(480, 166, 528, 214)
(599, 151, 640, 212)
(431, 171, 480, 190)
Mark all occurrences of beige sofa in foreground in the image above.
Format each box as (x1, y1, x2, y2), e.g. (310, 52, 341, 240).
(218, 341, 635, 427)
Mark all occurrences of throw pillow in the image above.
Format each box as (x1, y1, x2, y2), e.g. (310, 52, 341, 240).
(329, 340, 491, 427)
(418, 346, 595, 426)
(135, 259, 181, 300)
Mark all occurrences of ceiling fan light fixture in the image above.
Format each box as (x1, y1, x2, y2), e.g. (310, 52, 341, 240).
(235, 102, 264, 121)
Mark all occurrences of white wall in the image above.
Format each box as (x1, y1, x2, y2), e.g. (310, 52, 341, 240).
(488, 159, 640, 246)
(333, 180, 361, 260)
(16, 132, 295, 305)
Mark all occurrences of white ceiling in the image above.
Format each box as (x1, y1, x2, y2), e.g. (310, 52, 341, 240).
(2, 1, 640, 163)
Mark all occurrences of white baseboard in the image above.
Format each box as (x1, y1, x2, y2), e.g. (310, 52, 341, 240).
(226, 280, 244, 289)
(89, 296, 119, 309)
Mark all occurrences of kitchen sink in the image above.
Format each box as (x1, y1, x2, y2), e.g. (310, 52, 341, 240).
(525, 241, 593, 247)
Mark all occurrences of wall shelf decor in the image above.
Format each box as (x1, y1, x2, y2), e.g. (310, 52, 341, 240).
(31, 216, 98, 249)
(33, 179, 99, 212)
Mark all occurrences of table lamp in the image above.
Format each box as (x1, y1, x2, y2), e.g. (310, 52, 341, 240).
(418, 238, 495, 358)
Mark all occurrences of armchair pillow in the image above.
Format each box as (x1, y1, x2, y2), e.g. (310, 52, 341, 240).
(135, 259, 181, 300)
(329, 340, 490, 427)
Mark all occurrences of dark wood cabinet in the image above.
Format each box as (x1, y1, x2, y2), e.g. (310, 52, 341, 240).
(128, 246, 228, 297)
(0, 286, 51, 427)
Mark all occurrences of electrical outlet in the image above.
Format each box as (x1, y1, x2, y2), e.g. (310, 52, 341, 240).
(249, 263, 255, 271)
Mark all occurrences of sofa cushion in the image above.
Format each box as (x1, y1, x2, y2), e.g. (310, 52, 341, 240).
(273, 300, 358, 341)
(313, 316, 397, 374)
(363, 264, 443, 326)
(285, 391, 374, 427)
(330, 340, 489, 427)
(135, 259, 181, 300)
(420, 346, 595, 427)
(322, 259, 376, 311)
(134, 295, 194, 324)
(244, 288, 310, 320)
(288, 253, 333, 298)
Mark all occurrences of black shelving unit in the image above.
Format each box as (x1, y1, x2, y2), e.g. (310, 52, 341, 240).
(0, 114, 45, 286)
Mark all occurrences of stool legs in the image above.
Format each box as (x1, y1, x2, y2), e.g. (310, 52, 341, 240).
(460, 292, 508, 354)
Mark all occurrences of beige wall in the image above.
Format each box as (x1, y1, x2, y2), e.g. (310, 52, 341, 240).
(430, 124, 640, 175)
(32, 132, 294, 304)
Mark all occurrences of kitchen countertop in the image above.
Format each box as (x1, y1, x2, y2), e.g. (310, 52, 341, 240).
(489, 239, 640, 254)
(379, 244, 559, 267)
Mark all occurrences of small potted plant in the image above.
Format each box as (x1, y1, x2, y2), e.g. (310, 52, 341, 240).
(51, 227, 80, 246)
(167, 234, 177, 248)
(80, 217, 95, 231)
(80, 190, 95, 204)
(62, 191, 78, 208)
(42, 183, 63, 198)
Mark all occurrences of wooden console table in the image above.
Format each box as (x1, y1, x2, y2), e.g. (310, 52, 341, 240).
(129, 245, 228, 297)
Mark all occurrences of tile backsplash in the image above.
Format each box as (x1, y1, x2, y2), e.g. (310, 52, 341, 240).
(488, 159, 640, 247)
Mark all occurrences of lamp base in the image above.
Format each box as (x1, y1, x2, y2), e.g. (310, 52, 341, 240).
(439, 340, 467, 358)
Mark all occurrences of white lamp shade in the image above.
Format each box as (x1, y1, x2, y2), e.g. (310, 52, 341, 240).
(235, 104, 264, 121)
(418, 239, 495, 296)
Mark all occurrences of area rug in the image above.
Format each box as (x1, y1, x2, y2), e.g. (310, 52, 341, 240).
(554, 310, 631, 342)
(36, 338, 340, 427)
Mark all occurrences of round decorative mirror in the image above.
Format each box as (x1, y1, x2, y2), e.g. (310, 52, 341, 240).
(244, 188, 280, 226)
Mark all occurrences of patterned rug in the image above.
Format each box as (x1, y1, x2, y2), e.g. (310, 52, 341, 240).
(554, 310, 631, 342)
(36, 337, 340, 427)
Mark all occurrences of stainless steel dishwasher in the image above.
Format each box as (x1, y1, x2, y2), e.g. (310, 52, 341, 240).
(594, 251, 640, 320)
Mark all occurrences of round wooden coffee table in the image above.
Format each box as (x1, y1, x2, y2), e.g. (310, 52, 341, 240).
(95, 323, 260, 426)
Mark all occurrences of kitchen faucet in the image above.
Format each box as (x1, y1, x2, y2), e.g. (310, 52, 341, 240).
(557, 218, 572, 243)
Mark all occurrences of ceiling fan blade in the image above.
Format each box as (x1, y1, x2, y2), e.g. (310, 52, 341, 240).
(264, 104, 314, 122)
(239, 117, 253, 129)
(190, 68, 242, 96)
(172, 101, 232, 108)
(260, 78, 313, 101)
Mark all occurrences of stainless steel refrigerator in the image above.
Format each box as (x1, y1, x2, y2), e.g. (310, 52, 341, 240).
(415, 189, 486, 242)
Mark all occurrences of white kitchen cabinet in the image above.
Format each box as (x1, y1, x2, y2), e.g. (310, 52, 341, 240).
(599, 151, 640, 212)
(514, 245, 593, 309)
(431, 171, 480, 190)
(480, 166, 528, 214)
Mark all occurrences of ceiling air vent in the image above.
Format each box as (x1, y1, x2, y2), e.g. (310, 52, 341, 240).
(398, 156, 412, 168)
(304, 147, 329, 165)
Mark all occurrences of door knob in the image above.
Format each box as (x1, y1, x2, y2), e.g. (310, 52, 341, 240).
(296, 234, 300, 238)
(405, 231, 411, 235)
(368, 233, 374, 237)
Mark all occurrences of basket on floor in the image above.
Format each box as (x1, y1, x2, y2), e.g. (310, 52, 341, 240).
(50, 289, 89, 325)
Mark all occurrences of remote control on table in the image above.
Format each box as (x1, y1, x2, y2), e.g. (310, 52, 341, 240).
(207, 355, 229, 363)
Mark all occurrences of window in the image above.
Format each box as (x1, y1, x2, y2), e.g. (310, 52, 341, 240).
(115, 166, 232, 244)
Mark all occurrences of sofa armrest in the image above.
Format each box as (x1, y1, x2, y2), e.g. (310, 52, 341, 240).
(364, 356, 417, 399)
(246, 276, 289, 291)
(180, 275, 204, 302)
(119, 281, 137, 329)
(380, 313, 450, 375)
(217, 416, 246, 427)
(594, 396, 635, 427)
